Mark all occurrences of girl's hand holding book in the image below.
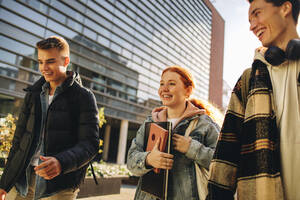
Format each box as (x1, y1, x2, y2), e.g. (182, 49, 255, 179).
(145, 137, 174, 170)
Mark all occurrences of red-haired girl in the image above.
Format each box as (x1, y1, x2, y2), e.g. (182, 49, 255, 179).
(127, 66, 220, 200)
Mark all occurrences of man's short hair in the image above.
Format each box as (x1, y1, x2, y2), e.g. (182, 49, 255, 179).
(36, 36, 70, 57)
(249, 0, 300, 23)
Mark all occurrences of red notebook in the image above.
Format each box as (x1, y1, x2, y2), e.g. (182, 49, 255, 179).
(142, 121, 171, 200)
(146, 123, 169, 173)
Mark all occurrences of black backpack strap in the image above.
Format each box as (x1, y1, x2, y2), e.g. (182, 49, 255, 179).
(89, 162, 98, 185)
(241, 68, 252, 108)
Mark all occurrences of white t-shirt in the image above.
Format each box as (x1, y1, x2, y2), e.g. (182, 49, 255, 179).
(267, 60, 300, 200)
(167, 118, 179, 130)
(49, 95, 54, 105)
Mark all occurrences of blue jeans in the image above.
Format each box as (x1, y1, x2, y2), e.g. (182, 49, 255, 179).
(6, 168, 79, 200)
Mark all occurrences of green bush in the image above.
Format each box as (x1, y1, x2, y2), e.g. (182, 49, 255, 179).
(0, 114, 16, 158)
(87, 161, 132, 178)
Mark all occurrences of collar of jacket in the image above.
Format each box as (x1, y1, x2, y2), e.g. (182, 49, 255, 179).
(151, 101, 205, 123)
(246, 49, 274, 92)
(250, 59, 273, 91)
(23, 71, 82, 93)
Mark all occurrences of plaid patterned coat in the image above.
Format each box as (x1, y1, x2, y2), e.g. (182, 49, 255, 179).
(207, 53, 284, 200)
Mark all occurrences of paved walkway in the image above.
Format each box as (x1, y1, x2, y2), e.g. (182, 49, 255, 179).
(78, 184, 136, 200)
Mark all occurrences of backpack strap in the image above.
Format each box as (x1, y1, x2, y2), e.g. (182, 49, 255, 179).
(90, 162, 98, 185)
(184, 118, 198, 137)
(185, 117, 209, 200)
(241, 68, 252, 108)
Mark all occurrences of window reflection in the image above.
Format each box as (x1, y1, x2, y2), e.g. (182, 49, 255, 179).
(47, 19, 77, 38)
(97, 36, 110, 48)
(0, 63, 18, 78)
(88, 0, 114, 21)
(1, 0, 47, 25)
(125, 5, 136, 19)
(44, 30, 59, 39)
(83, 27, 97, 40)
(113, 10, 136, 34)
(95, 0, 115, 17)
(63, 0, 86, 13)
(67, 18, 82, 33)
(110, 42, 122, 54)
(0, 21, 40, 48)
(17, 56, 39, 71)
(127, 86, 137, 96)
(112, 25, 134, 43)
(0, 49, 16, 65)
(50, 0, 84, 22)
(0, 0, 216, 120)
(79, 66, 138, 103)
(92, 82, 105, 93)
(118, 91, 127, 100)
(0, 62, 41, 84)
(49, 9, 66, 24)
(0, 77, 16, 91)
(86, 9, 113, 31)
(0, 36, 35, 58)
(91, 75, 106, 93)
(107, 88, 117, 97)
(0, 9, 45, 37)
(85, 18, 108, 37)
(19, 0, 48, 14)
(108, 79, 125, 92)
(17, 69, 37, 83)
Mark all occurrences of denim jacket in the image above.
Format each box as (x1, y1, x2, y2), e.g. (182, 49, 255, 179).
(15, 82, 52, 199)
(127, 101, 220, 200)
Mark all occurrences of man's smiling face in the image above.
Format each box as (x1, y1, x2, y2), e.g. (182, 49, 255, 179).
(38, 48, 68, 86)
(249, 0, 288, 47)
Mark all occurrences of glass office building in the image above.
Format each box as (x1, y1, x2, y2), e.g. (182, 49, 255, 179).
(0, 0, 224, 163)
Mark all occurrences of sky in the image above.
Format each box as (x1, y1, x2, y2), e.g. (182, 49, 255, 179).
(212, 0, 300, 88)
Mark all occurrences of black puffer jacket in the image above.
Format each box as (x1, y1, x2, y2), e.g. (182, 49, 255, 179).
(0, 72, 99, 194)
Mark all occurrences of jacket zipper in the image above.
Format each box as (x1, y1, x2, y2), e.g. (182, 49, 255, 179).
(43, 90, 66, 155)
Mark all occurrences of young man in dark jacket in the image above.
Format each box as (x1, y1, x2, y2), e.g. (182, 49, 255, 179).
(0, 36, 99, 200)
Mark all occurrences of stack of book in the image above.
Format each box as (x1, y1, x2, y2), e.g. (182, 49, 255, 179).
(141, 122, 172, 200)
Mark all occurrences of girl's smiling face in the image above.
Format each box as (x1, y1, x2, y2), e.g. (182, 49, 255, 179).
(158, 71, 191, 108)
